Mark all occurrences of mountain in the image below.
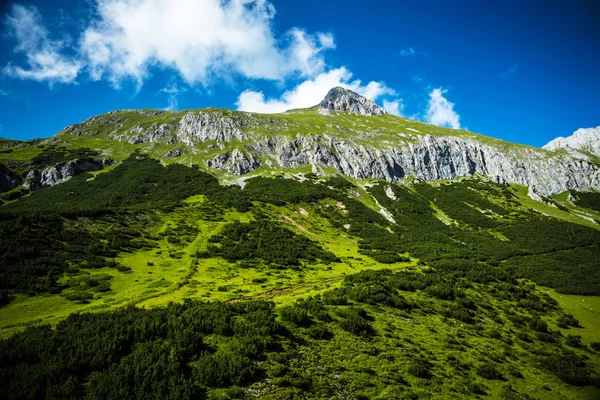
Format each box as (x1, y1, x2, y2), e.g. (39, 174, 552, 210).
(543, 126, 600, 162)
(318, 86, 387, 115)
(1, 88, 600, 399)
(1, 87, 599, 198)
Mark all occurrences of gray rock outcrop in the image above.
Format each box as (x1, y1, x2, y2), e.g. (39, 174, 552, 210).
(206, 149, 259, 175)
(238, 133, 600, 195)
(24, 159, 104, 190)
(543, 126, 600, 160)
(110, 123, 174, 144)
(318, 87, 387, 116)
(176, 112, 247, 145)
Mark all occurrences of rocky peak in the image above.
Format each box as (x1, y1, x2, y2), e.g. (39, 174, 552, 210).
(543, 126, 600, 160)
(318, 87, 387, 116)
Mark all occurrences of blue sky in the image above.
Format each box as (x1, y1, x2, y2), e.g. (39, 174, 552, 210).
(0, 0, 598, 147)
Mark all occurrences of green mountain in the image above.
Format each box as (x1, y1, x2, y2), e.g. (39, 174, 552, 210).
(0, 88, 599, 399)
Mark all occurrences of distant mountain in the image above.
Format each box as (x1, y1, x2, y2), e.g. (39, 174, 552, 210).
(1, 88, 599, 197)
(543, 126, 600, 161)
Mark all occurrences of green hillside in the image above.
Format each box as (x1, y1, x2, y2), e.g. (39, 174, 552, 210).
(1, 148, 599, 399)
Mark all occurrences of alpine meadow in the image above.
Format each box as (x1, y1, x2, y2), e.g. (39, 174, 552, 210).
(0, 87, 599, 399)
(1, 1, 600, 399)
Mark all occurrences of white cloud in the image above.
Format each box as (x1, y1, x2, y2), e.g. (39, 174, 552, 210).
(4, 0, 335, 88)
(499, 64, 519, 78)
(3, 4, 82, 84)
(236, 67, 398, 113)
(383, 99, 404, 116)
(159, 82, 187, 111)
(425, 88, 461, 129)
(396, 47, 427, 58)
(317, 32, 336, 50)
(398, 47, 416, 57)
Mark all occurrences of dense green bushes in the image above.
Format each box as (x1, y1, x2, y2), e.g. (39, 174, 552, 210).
(0, 300, 281, 400)
(476, 362, 505, 380)
(571, 190, 600, 212)
(0, 213, 147, 295)
(205, 219, 339, 266)
(367, 181, 600, 295)
(545, 351, 595, 386)
(5, 155, 250, 214)
(1, 265, 599, 398)
(243, 176, 337, 205)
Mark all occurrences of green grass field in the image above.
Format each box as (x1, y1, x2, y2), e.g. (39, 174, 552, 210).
(542, 287, 600, 345)
(0, 195, 416, 339)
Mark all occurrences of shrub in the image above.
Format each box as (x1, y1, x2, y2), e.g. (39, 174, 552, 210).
(194, 350, 256, 387)
(280, 306, 310, 327)
(425, 284, 455, 300)
(565, 335, 583, 348)
(545, 351, 591, 386)
(468, 381, 487, 395)
(306, 324, 332, 340)
(322, 288, 349, 305)
(529, 318, 548, 333)
(64, 292, 94, 302)
(339, 308, 372, 337)
(476, 362, 504, 380)
(488, 329, 502, 339)
(557, 314, 580, 329)
(407, 358, 431, 378)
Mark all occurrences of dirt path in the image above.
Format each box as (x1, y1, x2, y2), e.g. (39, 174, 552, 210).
(279, 215, 315, 235)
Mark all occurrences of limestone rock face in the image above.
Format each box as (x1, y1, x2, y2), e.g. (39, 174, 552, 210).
(206, 149, 259, 175)
(176, 112, 247, 145)
(110, 124, 174, 144)
(241, 133, 600, 195)
(24, 159, 104, 190)
(318, 87, 387, 116)
(543, 126, 600, 160)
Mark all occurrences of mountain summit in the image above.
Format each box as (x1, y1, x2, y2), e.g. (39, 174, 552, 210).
(318, 87, 387, 116)
(543, 126, 600, 161)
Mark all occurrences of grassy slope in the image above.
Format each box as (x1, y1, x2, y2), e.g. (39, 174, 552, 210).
(0, 194, 414, 338)
(542, 287, 600, 344)
(0, 192, 598, 398)
(1, 111, 599, 398)
(1, 173, 599, 338)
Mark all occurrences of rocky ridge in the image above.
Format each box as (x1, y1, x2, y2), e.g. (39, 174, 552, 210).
(318, 87, 387, 116)
(216, 132, 598, 195)
(543, 126, 600, 161)
(20, 88, 600, 197)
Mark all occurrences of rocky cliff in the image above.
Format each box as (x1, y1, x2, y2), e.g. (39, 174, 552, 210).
(543, 126, 600, 161)
(23, 159, 105, 190)
(206, 131, 599, 195)
(318, 87, 387, 116)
